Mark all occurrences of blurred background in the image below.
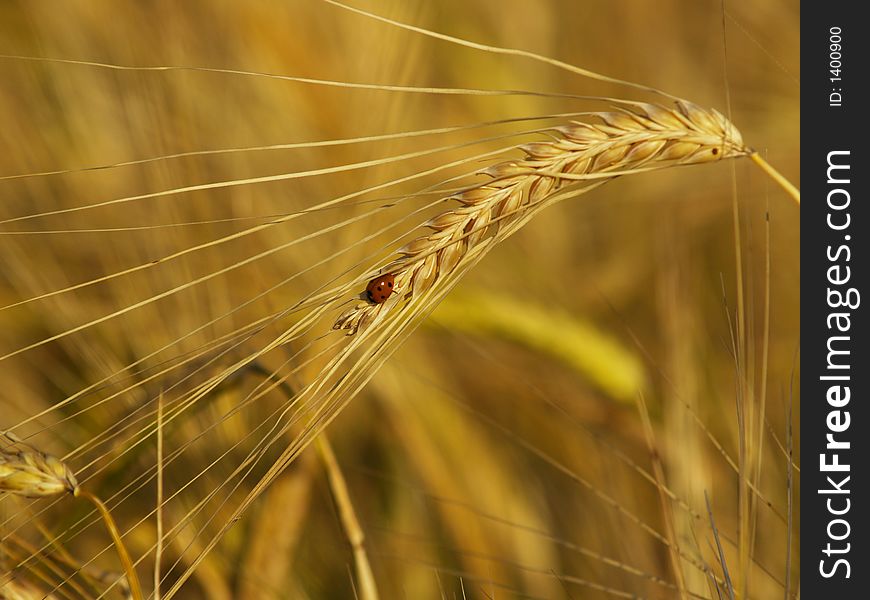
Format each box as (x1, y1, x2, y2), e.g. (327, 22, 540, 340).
(1, 0, 799, 598)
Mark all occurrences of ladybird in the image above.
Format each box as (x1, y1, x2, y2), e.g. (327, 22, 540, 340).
(366, 273, 395, 304)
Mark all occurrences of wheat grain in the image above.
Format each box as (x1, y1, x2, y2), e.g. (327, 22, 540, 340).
(334, 100, 747, 334)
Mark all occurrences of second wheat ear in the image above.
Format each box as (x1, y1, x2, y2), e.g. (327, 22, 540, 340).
(334, 99, 748, 335)
(1, 433, 144, 600)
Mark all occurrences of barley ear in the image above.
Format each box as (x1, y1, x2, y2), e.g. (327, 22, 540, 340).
(334, 100, 750, 335)
(0, 434, 142, 600)
(0, 434, 79, 498)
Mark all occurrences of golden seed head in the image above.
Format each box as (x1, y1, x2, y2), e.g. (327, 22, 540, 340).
(333, 100, 747, 335)
(0, 435, 78, 498)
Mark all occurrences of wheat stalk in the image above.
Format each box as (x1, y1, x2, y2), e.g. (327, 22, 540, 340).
(334, 99, 747, 334)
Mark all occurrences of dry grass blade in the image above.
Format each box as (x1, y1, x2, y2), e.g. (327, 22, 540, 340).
(705, 492, 735, 600)
(154, 392, 165, 600)
(71, 490, 142, 600)
(635, 392, 688, 599)
(316, 435, 380, 600)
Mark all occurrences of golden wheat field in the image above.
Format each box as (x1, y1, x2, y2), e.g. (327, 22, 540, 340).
(0, 1, 799, 599)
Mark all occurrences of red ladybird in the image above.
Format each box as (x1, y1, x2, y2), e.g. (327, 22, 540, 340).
(366, 273, 395, 304)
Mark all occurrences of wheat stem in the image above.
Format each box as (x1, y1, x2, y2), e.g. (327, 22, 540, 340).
(154, 392, 165, 600)
(316, 435, 380, 600)
(73, 489, 143, 600)
(241, 362, 380, 599)
(750, 153, 800, 204)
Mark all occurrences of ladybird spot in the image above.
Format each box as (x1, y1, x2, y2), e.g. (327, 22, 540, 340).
(365, 273, 396, 304)
(712, 148, 719, 155)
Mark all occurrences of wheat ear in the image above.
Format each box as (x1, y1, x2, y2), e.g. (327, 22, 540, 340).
(0, 434, 143, 600)
(0, 434, 78, 498)
(334, 100, 747, 334)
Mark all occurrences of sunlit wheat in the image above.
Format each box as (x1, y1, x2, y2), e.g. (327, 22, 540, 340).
(0, 1, 799, 598)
